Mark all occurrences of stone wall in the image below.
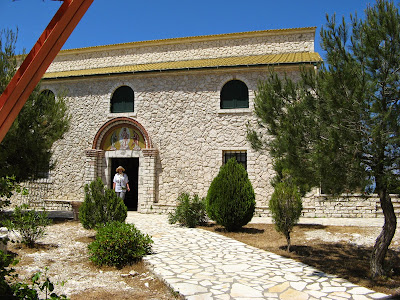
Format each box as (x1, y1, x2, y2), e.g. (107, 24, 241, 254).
(47, 29, 315, 73)
(302, 194, 400, 218)
(11, 188, 400, 220)
(42, 63, 399, 218)
(255, 192, 400, 218)
(41, 69, 280, 209)
(10, 192, 73, 211)
(9, 27, 398, 219)
(41, 200, 72, 211)
(16, 192, 400, 220)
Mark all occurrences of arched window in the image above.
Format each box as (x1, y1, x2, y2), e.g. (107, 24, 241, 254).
(111, 86, 134, 113)
(220, 80, 249, 109)
(39, 89, 55, 100)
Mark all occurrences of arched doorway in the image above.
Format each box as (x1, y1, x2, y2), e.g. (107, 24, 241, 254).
(86, 117, 158, 212)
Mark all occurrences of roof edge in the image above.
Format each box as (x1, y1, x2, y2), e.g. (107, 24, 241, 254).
(56, 27, 317, 56)
(42, 52, 322, 80)
(42, 62, 319, 81)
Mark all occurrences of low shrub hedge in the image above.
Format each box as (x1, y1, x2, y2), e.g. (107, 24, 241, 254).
(88, 221, 153, 268)
(4, 204, 51, 248)
(168, 192, 207, 228)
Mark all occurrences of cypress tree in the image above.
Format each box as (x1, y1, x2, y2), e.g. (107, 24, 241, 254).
(206, 158, 255, 231)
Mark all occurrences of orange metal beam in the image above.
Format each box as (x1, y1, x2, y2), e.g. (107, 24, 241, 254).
(0, 0, 94, 143)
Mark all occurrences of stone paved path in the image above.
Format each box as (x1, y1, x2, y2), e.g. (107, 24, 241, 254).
(126, 213, 388, 300)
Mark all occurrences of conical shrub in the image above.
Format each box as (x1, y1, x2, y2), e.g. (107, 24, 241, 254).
(206, 158, 255, 231)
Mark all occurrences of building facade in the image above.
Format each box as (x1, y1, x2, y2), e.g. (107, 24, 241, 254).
(30, 27, 323, 214)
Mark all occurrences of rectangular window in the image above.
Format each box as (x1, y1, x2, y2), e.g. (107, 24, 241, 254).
(223, 150, 247, 170)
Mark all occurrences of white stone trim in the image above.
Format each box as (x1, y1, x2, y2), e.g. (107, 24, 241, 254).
(216, 75, 253, 112)
(217, 108, 252, 114)
(107, 112, 137, 119)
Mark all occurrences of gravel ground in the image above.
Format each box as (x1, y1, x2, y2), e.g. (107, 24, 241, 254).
(6, 221, 177, 299)
(4, 218, 399, 298)
(304, 226, 400, 249)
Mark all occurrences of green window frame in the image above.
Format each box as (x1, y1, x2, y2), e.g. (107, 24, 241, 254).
(111, 86, 134, 113)
(220, 80, 249, 109)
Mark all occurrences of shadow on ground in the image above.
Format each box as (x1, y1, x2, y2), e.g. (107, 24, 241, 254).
(200, 223, 400, 295)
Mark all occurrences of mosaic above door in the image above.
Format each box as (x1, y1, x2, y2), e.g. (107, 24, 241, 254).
(101, 126, 145, 151)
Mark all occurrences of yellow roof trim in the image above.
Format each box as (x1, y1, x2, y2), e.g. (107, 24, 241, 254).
(43, 52, 322, 79)
(57, 27, 317, 56)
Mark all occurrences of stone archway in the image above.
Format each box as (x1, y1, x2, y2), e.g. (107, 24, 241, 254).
(85, 117, 158, 212)
(92, 117, 153, 150)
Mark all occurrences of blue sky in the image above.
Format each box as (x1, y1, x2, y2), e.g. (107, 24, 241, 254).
(0, 0, 375, 59)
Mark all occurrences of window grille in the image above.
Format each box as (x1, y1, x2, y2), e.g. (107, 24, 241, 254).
(223, 150, 247, 170)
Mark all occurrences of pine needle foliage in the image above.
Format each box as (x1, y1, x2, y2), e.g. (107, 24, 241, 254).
(79, 178, 127, 229)
(0, 29, 70, 182)
(269, 177, 302, 252)
(248, 0, 399, 278)
(206, 158, 255, 231)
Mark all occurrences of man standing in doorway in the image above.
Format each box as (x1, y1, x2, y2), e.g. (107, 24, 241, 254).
(113, 166, 130, 200)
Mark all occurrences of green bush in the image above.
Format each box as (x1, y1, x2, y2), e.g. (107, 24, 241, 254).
(0, 176, 28, 226)
(206, 158, 255, 231)
(79, 178, 127, 229)
(168, 193, 207, 228)
(4, 204, 51, 248)
(0, 249, 15, 297)
(0, 250, 68, 299)
(88, 221, 153, 268)
(13, 268, 68, 300)
(269, 179, 302, 251)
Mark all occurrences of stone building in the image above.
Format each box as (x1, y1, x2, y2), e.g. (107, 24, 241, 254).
(33, 27, 322, 214)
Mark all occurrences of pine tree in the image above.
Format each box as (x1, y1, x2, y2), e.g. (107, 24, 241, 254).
(248, 0, 399, 278)
(269, 174, 302, 252)
(0, 28, 70, 182)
